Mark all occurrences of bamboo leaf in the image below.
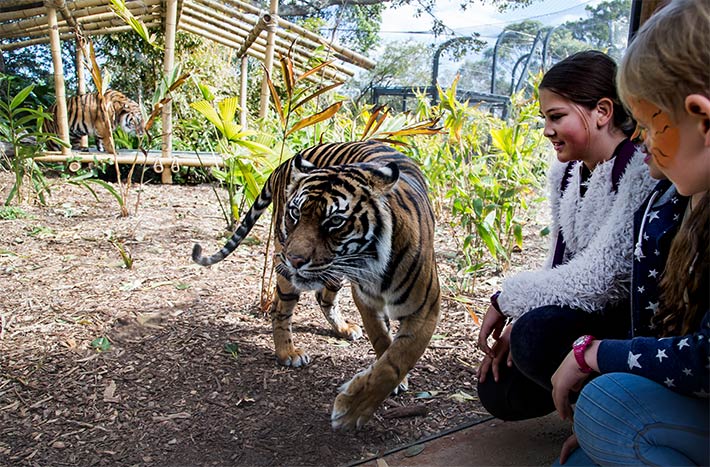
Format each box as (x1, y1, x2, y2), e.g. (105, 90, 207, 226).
(10, 85, 34, 110)
(296, 60, 334, 83)
(292, 81, 344, 112)
(380, 127, 442, 138)
(279, 55, 294, 99)
(361, 106, 386, 140)
(217, 97, 240, 125)
(285, 101, 342, 137)
(262, 66, 286, 128)
(190, 100, 224, 133)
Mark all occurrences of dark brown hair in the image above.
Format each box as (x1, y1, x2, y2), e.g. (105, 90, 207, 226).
(653, 193, 710, 336)
(540, 50, 635, 137)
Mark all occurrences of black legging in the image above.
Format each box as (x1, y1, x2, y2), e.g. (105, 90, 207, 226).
(477, 304, 630, 421)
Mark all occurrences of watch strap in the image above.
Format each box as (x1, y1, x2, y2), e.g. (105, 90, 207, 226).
(573, 335, 595, 374)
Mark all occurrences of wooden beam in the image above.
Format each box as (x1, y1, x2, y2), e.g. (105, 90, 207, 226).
(46, 2, 71, 156)
(0, 22, 161, 50)
(239, 55, 247, 129)
(179, 15, 348, 81)
(35, 152, 226, 168)
(161, 0, 179, 184)
(0, 1, 159, 36)
(222, 0, 375, 70)
(235, 13, 270, 58)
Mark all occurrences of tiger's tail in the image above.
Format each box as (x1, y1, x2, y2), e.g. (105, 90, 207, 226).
(192, 166, 283, 266)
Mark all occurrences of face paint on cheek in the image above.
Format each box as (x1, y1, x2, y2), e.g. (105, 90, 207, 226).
(630, 99, 680, 168)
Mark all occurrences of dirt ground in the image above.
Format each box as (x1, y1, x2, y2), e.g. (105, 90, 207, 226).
(0, 169, 548, 467)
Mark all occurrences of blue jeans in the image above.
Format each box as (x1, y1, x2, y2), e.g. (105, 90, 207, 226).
(559, 373, 709, 466)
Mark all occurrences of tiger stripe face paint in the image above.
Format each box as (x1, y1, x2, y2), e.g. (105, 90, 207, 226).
(629, 98, 681, 168)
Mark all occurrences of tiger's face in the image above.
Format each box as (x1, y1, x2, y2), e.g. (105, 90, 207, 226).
(277, 156, 398, 291)
(115, 101, 145, 137)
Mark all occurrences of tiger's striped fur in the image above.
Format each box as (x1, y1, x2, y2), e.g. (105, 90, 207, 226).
(43, 90, 144, 152)
(192, 141, 441, 430)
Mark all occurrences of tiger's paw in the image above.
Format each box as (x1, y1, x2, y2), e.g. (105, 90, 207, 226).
(331, 368, 387, 430)
(333, 321, 363, 341)
(276, 348, 311, 368)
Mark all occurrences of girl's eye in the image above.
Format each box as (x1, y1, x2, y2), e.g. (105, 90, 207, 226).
(289, 206, 300, 221)
(632, 125, 648, 141)
(549, 114, 562, 121)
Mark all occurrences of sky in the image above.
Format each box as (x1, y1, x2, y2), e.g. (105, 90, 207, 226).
(379, 0, 606, 45)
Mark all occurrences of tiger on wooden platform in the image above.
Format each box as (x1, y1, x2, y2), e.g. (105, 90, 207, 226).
(192, 141, 441, 430)
(43, 90, 144, 152)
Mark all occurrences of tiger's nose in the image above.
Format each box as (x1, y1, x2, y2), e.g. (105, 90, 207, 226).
(287, 254, 308, 269)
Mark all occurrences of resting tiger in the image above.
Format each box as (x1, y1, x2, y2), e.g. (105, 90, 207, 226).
(43, 90, 144, 152)
(192, 141, 441, 430)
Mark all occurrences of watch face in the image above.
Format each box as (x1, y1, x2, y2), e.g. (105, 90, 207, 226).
(573, 336, 586, 347)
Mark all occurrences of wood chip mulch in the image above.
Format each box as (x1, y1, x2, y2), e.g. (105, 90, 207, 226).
(0, 171, 548, 466)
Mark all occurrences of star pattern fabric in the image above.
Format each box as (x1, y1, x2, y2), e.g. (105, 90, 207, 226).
(629, 181, 688, 336)
(597, 181, 708, 398)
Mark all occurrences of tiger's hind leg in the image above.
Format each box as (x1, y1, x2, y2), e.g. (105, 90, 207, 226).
(270, 274, 310, 367)
(315, 284, 362, 341)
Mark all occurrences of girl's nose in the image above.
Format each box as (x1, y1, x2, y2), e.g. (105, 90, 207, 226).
(543, 122, 555, 137)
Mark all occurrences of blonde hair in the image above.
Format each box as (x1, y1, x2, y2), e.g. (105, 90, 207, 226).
(618, 0, 710, 122)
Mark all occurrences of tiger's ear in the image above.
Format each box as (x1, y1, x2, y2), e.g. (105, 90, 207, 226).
(368, 162, 399, 193)
(291, 154, 316, 179)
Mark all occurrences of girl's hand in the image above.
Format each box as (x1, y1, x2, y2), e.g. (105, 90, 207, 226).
(551, 351, 592, 421)
(559, 433, 580, 465)
(477, 323, 513, 383)
(477, 304, 506, 356)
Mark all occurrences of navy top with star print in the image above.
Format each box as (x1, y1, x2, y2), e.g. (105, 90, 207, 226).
(597, 181, 709, 398)
(630, 180, 689, 336)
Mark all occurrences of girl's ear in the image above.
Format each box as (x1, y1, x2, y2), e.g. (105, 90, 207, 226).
(684, 94, 710, 147)
(595, 97, 614, 128)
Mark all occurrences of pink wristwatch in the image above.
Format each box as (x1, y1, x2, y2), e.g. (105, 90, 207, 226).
(573, 335, 595, 374)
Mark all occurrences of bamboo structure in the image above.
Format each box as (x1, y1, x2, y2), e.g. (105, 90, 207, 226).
(161, 0, 178, 184)
(258, 0, 279, 118)
(34, 152, 225, 168)
(0, 0, 377, 183)
(76, 40, 88, 148)
(46, 0, 71, 156)
(240, 55, 248, 129)
(222, 0, 375, 70)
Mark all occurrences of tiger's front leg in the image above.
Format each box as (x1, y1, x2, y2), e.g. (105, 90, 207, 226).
(331, 287, 440, 430)
(315, 284, 362, 341)
(270, 274, 310, 367)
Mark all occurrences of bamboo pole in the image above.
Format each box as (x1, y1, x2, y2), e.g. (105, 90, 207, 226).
(183, 2, 354, 77)
(35, 152, 225, 168)
(161, 0, 178, 184)
(180, 8, 353, 78)
(259, 0, 278, 118)
(76, 40, 88, 148)
(179, 16, 348, 81)
(239, 55, 247, 129)
(235, 13, 270, 58)
(46, 0, 71, 156)
(0, 5, 46, 22)
(221, 0, 375, 70)
(0, 23, 160, 50)
(0, 3, 158, 37)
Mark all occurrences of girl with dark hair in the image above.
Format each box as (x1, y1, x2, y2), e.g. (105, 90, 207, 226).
(551, 0, 709, 464)
(476, 50, 656, 420)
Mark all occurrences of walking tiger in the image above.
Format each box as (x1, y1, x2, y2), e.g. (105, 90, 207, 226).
(192, 141, 441, 429)
(43, 90, 144, 152)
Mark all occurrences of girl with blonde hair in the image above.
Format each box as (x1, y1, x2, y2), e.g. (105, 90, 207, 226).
(551, 0, 709, 464)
